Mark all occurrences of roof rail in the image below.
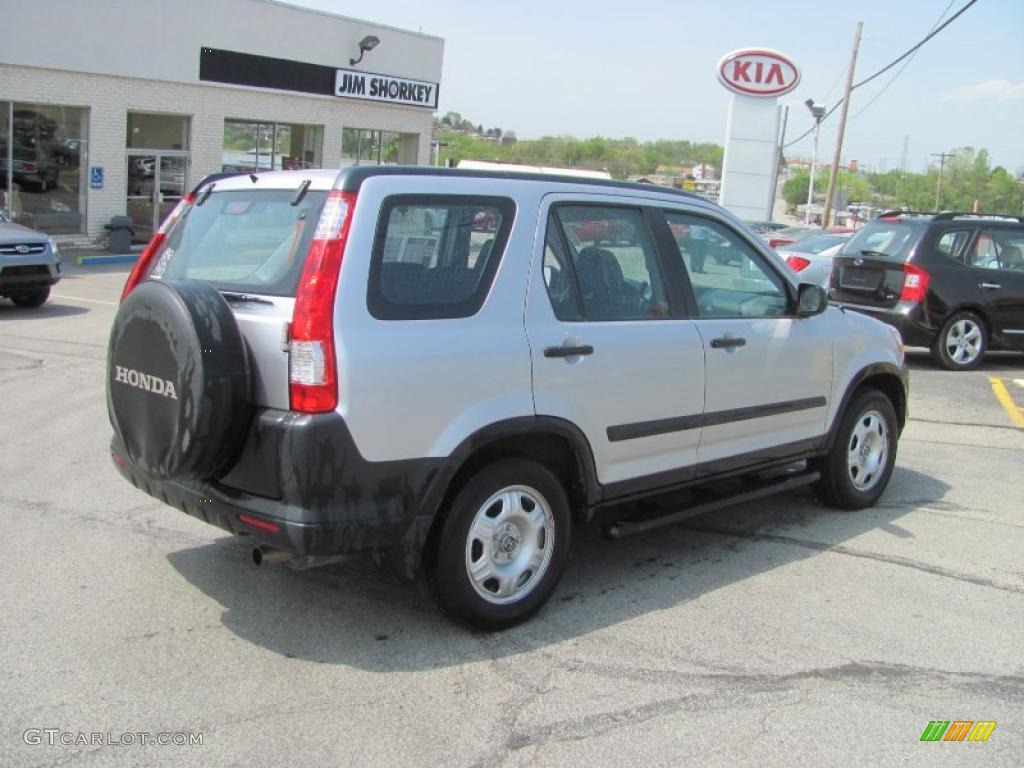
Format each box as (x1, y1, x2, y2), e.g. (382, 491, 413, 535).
(189, 171, 249, 196)
(931, 211, 1024, 223)
(874, 210, 935, 219)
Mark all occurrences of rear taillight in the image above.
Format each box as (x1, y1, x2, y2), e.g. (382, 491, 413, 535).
(289, 190, 356, 413)
(120, 194, 195, 301)
(785, 256, 811, 272)
(900, 263, 930, 302)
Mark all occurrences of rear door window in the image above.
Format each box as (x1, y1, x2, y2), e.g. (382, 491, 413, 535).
(148, 189, 327, 296)
(367, 195, 514, 320)
(967, 228, 1024, 271)
(549, 205, 668, 321)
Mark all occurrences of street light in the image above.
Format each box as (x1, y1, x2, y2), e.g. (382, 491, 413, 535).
(804, 99, 826, 226)
(349, 35, 380, 66)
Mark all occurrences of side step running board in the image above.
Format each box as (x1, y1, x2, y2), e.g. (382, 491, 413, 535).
(603, 471, 820, 540)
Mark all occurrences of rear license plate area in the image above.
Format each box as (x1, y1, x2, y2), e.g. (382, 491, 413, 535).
(839, 267, 882, 291)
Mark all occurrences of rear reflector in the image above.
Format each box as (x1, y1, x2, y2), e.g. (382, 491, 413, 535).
(289, 190, 356, 413)
(900, 263, 930, 302)
(785, 255, 811, 272)
(238, 514, 280, 534)
(120, 194, 195, 301)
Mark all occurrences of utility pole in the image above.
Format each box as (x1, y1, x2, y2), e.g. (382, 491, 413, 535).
(821, 21, 863, 228)
(931, 151, 952, 211)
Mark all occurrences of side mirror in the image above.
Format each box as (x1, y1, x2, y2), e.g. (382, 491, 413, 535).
(796, 283, 828, 317)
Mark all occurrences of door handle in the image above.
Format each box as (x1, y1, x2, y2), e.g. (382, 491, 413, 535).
(710, 337, 746, 349)
(979, 282, 1001, 290)
(544, 345, 594, 358)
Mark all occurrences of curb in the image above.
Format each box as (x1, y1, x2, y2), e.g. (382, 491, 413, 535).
(76, 254, 138, 266)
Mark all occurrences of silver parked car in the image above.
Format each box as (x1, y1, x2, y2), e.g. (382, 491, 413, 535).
(106, 167, 908, 629)
(0, 209, 61, 307)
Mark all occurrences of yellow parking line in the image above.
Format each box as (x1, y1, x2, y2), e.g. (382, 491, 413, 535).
(988, 377, 1024, 429)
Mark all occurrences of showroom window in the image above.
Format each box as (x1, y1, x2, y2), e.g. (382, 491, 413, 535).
(221, 120, 323, 172)
(0, 102, 89, 234)
(341, 128, 418, 166)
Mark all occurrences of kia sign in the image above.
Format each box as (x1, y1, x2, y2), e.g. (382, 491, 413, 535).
(717, 47, 799, 221)
(717, 49, 800, 98)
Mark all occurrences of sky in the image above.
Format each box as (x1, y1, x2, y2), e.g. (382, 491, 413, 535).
(298, 0, 1024, 173)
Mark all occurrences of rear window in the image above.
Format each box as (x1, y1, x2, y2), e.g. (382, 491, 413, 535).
(839, 221, 919, 262)
(367, 195, 514, 320)
(147, 189, 327, 296)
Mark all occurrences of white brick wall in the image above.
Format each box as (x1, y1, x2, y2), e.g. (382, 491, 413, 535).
(1, 63, 435, 240)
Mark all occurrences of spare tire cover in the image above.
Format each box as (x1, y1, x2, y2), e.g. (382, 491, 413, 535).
(107, 279, 251, 481)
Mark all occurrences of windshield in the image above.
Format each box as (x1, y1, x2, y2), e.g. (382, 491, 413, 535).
(839, 221, 918, 262)
(146, 189, 327, 296)
(785, 234, 848, 254)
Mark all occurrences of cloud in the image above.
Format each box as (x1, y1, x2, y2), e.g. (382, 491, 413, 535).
(942, 79, 1024, 103)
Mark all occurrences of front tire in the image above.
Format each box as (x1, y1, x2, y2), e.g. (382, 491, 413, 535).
(426, 459, 571, 630)
(815, 388, 898, 510)
(932, 311, 986, 370)
(11, 287, 50, 308)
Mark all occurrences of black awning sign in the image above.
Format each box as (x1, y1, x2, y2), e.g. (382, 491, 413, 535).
(334, 68, 438, 109)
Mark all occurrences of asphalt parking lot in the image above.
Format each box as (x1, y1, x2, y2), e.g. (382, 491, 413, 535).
(2, 264, 1022, 767)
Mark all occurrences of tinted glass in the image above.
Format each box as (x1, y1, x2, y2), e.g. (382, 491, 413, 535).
(935, 229, 973, 263)
(368, 196, 514, 319)
(147, 189, 327, 296)
(839, 221, 918, 262)
(553, 206, 667, 321)
(665, 212, 787, 318)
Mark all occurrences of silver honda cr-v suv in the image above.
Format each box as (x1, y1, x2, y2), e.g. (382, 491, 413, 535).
(106, 166, 908, 629)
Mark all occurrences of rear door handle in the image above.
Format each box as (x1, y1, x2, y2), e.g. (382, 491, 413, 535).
(979, 282, 1002, 290)
(544, 345, 594, 358)
(710, 337, 746, 349)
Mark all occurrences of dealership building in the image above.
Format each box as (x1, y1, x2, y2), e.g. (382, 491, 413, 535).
(0, 0, 444, 243)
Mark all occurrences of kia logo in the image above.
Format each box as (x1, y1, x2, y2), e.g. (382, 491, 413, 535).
(717, 49, 800, 97)
(854, 258, 864, 266)
(15, 245, 31, 254)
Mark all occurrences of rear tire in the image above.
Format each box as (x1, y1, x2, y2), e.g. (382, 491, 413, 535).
(425, 458, 571, 630)
(815, 388, 898, 510)
(932, 311, 986, 370)
(11, 287, 50, 308)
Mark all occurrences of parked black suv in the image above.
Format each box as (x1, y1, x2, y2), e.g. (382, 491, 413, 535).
(830, 212, 1024, 370)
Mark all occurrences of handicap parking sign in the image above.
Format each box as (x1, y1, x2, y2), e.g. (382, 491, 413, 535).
(90, 167, 103, 189)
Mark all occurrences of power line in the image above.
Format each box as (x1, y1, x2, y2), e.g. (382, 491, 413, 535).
(853, 0, 980, 90)
(783, 0, 980, 150)
(848, 0, 955, 122)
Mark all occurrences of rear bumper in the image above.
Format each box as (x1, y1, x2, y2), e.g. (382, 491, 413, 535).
(836, 300, 935, 347)
(111, 409, 444, 569)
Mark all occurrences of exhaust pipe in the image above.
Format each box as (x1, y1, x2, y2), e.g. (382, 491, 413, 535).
(251, 546, 293, 566)
(251, 546, 347, 571)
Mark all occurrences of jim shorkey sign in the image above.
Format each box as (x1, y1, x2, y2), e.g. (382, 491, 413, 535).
(716, 49, 800, 221)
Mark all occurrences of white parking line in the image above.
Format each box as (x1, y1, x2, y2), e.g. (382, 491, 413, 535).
(52, 294, 118, 307)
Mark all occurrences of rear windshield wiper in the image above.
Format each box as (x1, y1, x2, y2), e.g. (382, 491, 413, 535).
(220, 291, 274, 306)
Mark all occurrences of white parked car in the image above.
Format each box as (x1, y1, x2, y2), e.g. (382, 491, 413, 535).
(779, 233, 854, 287)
